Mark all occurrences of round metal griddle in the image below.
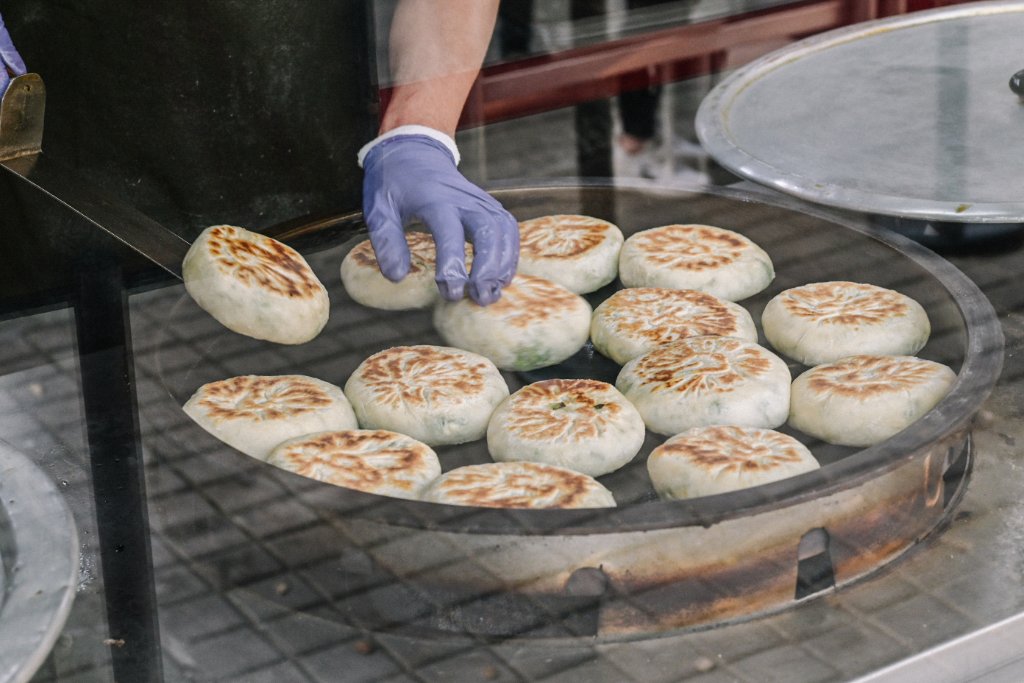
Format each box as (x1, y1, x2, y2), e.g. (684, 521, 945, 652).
(695, 1, 1024, 223)
(155, 183, 1002, 638)
(0, 440, 79, 683)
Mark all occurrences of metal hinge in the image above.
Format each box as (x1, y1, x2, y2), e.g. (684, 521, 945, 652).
(0, 73, 44, 161)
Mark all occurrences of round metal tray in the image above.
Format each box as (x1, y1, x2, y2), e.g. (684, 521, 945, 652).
(696, 1, 1024, 223)
(0, 440, 79, 683)
(155, 183, 1002, 637)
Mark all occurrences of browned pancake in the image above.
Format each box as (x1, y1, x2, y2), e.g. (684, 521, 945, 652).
(191, 375, 335, 421)
(597, 288, 750, 344)
(346, 231, 437, 275)
(776, 281, 910, 326)
(628, 337, 776, 397)
(804, 355, 951, 399)
(266, 430, 440, 499)
(647, 426, 819, 498)
(499, 379, 625, 443)
(422, 462, 615, 509)
(350, 345, 499, 411)
(627, 225, 752, 272)
(518, 215, 615, 260)
(652, 426, 811, 476)
(480, 274, 589, 328)
(204, 225, 323, 299)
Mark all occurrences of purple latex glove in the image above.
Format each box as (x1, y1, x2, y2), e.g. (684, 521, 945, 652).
(0, 12, 27, 96)
(362, 134, 519, 306)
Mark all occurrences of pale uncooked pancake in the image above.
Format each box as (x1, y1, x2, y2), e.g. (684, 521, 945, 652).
(616, 336, 791, 436)
(344, 345, 509, 446)
(184, 375, 358, 461)
(516, 214, 623, 294)
(266, 429, 441, 500)
(182, 225, 329, 344)
(486, 379, 645, 477)
(789, 355, 956, 446)
(421, 461, 616, 509)
(340, 231, 472, 310)
(762, 281, 930, 366)
(648, 426, 819, 499)
(433, 274, 592, 371)
(590, 287, 758, 365)
(618, 224, 774, 301)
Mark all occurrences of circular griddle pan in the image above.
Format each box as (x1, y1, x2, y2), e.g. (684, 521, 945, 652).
(152, 183, 1002, 637)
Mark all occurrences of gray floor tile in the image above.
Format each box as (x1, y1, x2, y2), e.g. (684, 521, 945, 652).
(268, 524, 351, 569)
(802, 622, 909, 678)
(414, 649, 519, 683)
(223, 660, 314, 683)
(162, 514, 249, 559)
(201, 471, 288, 514)
(156, 564, 211, 605)
(595, 636, 714, 683)
(534, 655, 641, 683)
(187, 628, 285, 680)
(834, 573, 920, 615)
(730, 644, 838, 683)
(145, 462, 190, 498)
(174, 450, 259, 487)
(872, 593, 977, 651)
(262, 611, 352, 658)
(301, 639, 403, 683)
(149, 488, 218, 530)
(226, 573, 326, 622)
(193, 542, 286, 589)
(159, 593, 246, 643)
(233, 496, 320, 538)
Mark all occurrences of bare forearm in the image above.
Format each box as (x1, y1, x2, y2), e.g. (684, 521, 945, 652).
(380, 0, 500, 137)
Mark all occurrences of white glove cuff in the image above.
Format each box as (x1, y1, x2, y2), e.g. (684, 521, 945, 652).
(357, 125, 461, 168)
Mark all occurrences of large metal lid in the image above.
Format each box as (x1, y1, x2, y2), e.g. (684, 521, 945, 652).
(696, 1, 1024, 223)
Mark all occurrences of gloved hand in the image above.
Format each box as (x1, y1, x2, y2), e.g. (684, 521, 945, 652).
(361, 132, 519, 306)
(0, 12, 27, 97)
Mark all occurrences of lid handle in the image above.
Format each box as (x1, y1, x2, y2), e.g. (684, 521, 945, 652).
(1012, 70, 1024, 100)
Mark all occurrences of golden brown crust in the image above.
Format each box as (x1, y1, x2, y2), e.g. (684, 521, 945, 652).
(501, 379, 624, 442)
(206, 226, 322, 299)
(778, 282, 909, 326)
(480, 274, 586, 329)
(429, 462, 603, 509)
(630, 225, 751, 272)
(629, 337, 774, 396)
(195, 375, 333, 421)
(653, 426, 808, 474)
(353, 346, 492, 409)
(347, 231, 437, 275)
(518, 215, 612, 260)
(271, 430, 434, 494)
(598, 288, 744, 342)
(805, 355, 947, 398)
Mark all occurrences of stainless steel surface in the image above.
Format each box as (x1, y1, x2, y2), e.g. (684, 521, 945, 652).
(0, 74, 44, 162)
(150, 183, 1002, 637)
(695, 1, 1024, 223)
(0, 440, 79, 683)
